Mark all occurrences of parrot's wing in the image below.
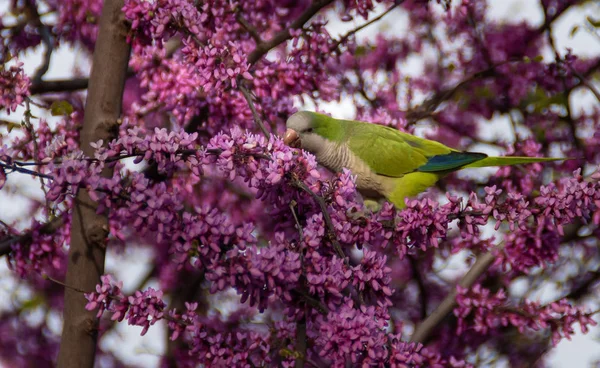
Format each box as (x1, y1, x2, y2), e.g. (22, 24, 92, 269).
(346, 123, 485, 177)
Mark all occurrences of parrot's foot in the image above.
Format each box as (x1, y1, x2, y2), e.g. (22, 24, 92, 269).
(346, 200, 382, 221)
(363, 199, 382, 213)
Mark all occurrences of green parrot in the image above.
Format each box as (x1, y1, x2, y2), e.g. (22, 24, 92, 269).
(283, 111, 566, 209)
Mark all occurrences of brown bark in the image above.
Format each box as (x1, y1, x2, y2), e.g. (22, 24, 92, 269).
(56, 0, 131, 367)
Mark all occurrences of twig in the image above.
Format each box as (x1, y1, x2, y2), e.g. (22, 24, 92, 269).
(290, 201, 304, 240)
(569, 64, 600, 102)
(238, 82, 270, 139)
(331, 3, 400, 52)
(0, 161, 54, 180)
(293, 288, 329, 314)
(25, 0, 54, 83)
(0, 216, 66, 256)
(406, 58, 521, 124)
(0, 147, 273, 182)
(292, 179, 345, 260)
(247, 0, 336, 64)
(236, 13, 263, 43)
(290, 179, 369, 305)
(24, 99, 52, 215)
(44, 274, 90, 294)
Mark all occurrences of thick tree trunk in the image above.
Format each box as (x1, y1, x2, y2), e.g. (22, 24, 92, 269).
(57, 0, 130, 367)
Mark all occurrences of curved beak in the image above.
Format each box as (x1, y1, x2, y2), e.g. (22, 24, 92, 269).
(283, 128, 300, 148)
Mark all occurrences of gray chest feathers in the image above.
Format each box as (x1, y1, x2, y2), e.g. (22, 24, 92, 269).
(316, 143, 393, 199)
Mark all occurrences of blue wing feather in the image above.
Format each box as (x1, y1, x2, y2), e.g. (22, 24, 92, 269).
(417, 152, 487, 172)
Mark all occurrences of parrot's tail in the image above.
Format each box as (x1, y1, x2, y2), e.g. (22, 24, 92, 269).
(462, 156, 566, 168)
(386, 155, 568, 209)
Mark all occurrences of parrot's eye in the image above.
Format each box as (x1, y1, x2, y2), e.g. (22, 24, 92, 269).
(305, 128, 314, 133)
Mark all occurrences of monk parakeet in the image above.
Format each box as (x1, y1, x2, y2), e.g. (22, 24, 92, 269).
(284, 111, 566, 209)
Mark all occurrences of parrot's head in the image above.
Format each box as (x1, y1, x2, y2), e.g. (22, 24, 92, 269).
(284, 111, 342, 154)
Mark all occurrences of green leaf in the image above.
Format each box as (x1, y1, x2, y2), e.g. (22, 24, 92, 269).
(20, 295, 45, 311)
(522, 87, 568, 113)
(50, 100, 74, 116)
(0, 120, 21, 132)
(354, 46, 367, 57)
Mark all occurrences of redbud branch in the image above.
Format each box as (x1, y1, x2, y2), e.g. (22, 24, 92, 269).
(408, 255, 428, 320)
(331, 2, 401, 53)
(289, 201, 304, 239)
(238, 82, 271, 139)
(289, 201, 319, 367)
(43, 274, 90, 294)
(291, 179, 345, 260)
(23, 99, 53, 215)
(44, 273, 190, 329)
(0, 161, 54, 180)
(236, 13, 263, 44)
(247, 0, 336, 64)
(409, 243, 502, 343)
(406, 58, 521, 124)
(295, 317, 307, 368)
(568, 64, 600, 103)
(24, 0, 54, 84)
(0, 215, 66, 256)
(292, 288, 329, 314)
(291, 179, 366, 306)
(30, 77, 91, 94)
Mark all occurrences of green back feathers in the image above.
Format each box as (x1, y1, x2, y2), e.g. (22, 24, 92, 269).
(343, 119, 457, 177)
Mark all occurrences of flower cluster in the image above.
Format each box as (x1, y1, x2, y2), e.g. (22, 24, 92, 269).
(53, 0, 104, 48)
(85, 275, 166, 336)
(9, 217, 69, 277)
(0, 61, 30, 113)
(455, 284, 598, 345)
(206, 240, 302, 312)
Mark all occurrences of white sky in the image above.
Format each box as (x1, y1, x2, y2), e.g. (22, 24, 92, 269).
(1, 0, 600, 367)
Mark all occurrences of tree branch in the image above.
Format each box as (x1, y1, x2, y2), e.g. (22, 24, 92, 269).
(409, 245, 500, 343)
(0, 216, 65, 257)
(408, 255, 428, 321)
(569, 64, 600, 102)
(30, 77, 92, 94)
(25, 0, 54, 83)
(0, 161, 54, 180)
(238, 81, 270, 139)
(295, 317, 307, 368)
(410, 219, 589, 344)
(236, 13, 263, 44)
(331, 3, 400, 52)
(292, 179, 345, 260)
(406, 58, 520, 124)
(57, 0, 131, 367)
(247, 0, 335, 65)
